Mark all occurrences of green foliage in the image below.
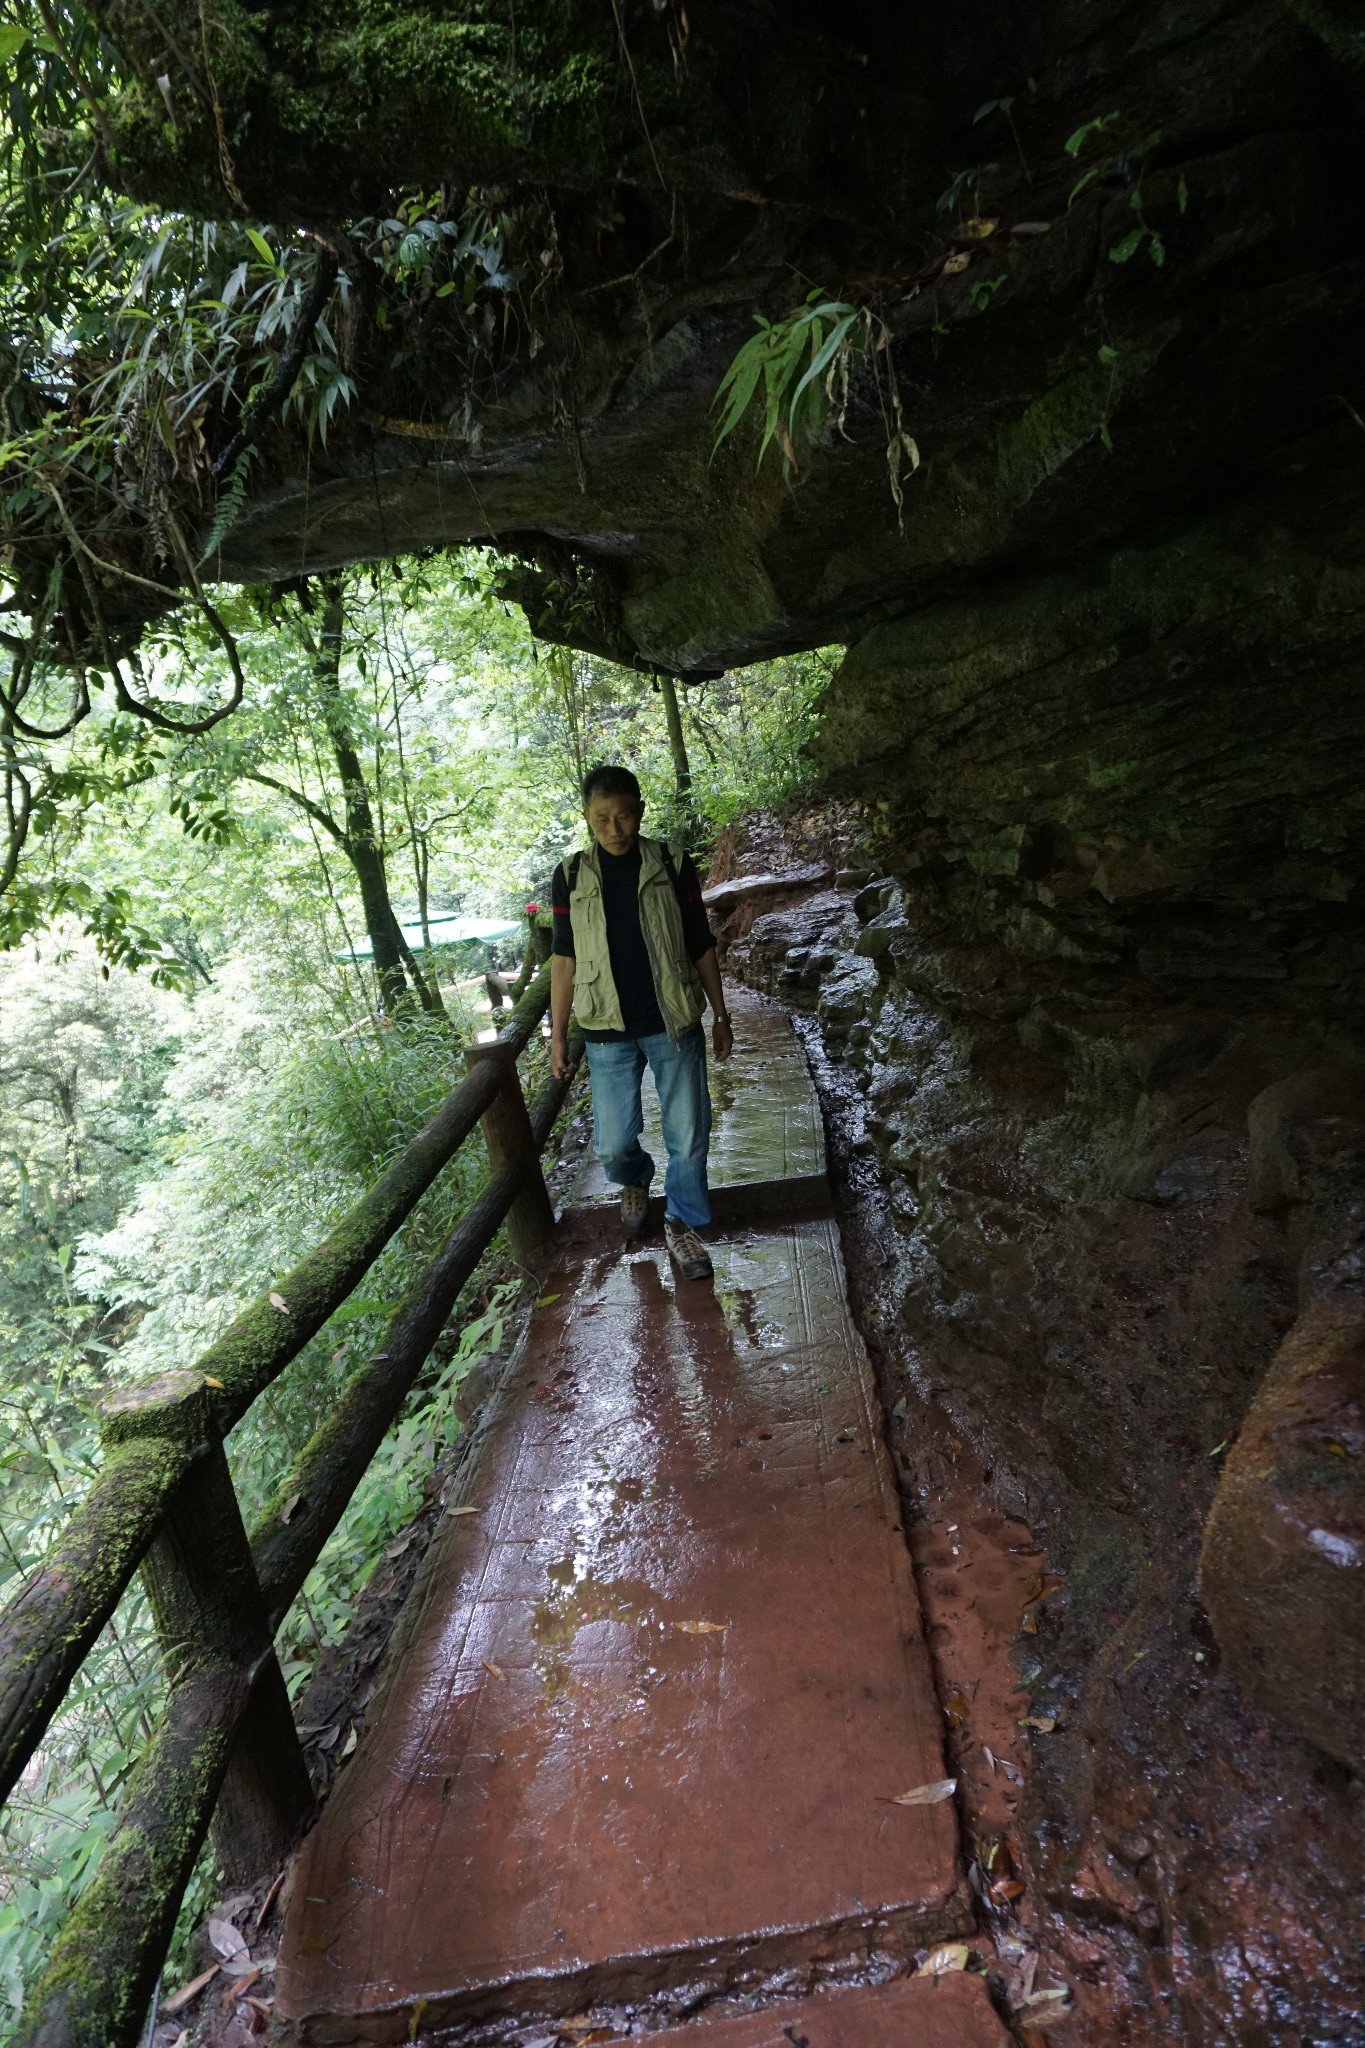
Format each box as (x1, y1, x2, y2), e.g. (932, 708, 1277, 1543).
(711, 291, 866, 475)
(0, 931, 515, 2027)
(1062, 112, 1169, 267)
(0, 4, 578, 934)
(935, 163, 999, 219)
(0, 941, 186, 2025)
(710, 292, 920, 525)
(1064, 110, 1119, 175)
(969, 274, 1007, 312)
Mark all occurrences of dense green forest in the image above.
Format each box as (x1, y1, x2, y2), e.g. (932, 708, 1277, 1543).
(0, 545, 826, 2017)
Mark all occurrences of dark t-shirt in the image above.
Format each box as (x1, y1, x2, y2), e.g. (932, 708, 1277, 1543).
(552, 841, 713, 1042)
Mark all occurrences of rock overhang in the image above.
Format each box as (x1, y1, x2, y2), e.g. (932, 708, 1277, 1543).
(32, 0, 1360, 686)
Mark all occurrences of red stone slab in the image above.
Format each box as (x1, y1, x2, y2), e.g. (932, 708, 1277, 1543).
(646, 1973, 1011, 2048)
(276, 1221, 965, 2044)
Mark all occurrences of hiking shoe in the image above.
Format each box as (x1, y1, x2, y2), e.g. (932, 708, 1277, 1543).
(665, 1216, 713, 1281)
(620, 1181, 651, 1234)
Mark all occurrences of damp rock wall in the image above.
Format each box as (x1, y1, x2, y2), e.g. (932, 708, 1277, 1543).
(717, 743, 1364, 2042)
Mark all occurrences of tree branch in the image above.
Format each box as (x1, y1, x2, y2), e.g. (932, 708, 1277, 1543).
(242, 769, 348, 847)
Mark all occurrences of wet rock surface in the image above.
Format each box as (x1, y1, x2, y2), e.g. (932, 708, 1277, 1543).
(714, 811, 1365, 2048)
(1200, 1289, 1365, 1774)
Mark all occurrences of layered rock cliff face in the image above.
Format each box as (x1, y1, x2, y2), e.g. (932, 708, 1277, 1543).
(716, 772, 1363, 2039)
(708, 421, 1365, 2025)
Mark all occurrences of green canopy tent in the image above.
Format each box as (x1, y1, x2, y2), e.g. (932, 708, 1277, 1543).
(337, 914, 522, 968)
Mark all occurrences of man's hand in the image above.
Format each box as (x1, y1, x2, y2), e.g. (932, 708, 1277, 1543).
(712, 1014, 734, 1063)
(551, 1035, 579, 1082)
(549, 953, 578, 1080)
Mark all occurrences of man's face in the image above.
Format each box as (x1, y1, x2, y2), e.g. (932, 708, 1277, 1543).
(585, 793, 644, 855)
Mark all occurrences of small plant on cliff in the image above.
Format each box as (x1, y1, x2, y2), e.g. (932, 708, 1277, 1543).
(711, 293, 920, 522)
(712, 291, 866, 473)
(1064, 112, 1180, 268)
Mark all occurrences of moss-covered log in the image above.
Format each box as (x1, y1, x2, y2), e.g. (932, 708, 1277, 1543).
(252, 1058, 580, 1623)
(0, 1374, 207, 1804)
(16, 1659, 247, 2048)
(136, 1383, 312, 1883)
(0, 979, 549, 1806)
(465, 1047, 557, 1262)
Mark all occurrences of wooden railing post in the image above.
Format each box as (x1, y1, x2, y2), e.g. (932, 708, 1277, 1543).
(464, 1045, 556, 1261)
(103, 1371, 313, 1883)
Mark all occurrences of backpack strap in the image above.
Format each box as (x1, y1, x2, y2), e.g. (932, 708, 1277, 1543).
(564, 850, 583, 894)
(659, 838, 686, 905)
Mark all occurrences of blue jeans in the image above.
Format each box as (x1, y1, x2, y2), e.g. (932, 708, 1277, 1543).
(585, 1026, 712, 1228)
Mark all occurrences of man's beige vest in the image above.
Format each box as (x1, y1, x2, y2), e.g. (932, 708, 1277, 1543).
(563, 836, 705, 1042)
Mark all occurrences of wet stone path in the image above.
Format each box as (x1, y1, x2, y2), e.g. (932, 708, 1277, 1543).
(275, 992, 1006, 2047)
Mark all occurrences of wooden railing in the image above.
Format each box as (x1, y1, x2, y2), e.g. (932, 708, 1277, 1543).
(0, 966, 578, 2048)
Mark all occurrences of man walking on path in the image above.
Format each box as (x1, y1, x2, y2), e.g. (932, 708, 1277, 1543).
(549, 764, 733, 1281)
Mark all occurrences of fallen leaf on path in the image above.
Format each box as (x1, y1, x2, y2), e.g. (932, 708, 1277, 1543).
(943, 250, 972, 274)
(1011, 1950, 1040, 2004)
(208, 1916, 247, 1959)
(269, 1292, 290, 1313)
(920, 1941, 970, 1975)
(991, 1878, 1026, 1903)
(1020, 1714, 1057, 1733)
(450, 1505, 482, 1517)
(678, 1620, 727, 1635)
(1019, 1986, 1072, 2015)
(203, 1376, 225, 1390)
(482, 1658, 508, 1680)
(537, 1293, 561, 1306)
(1020, 1609, 1039, 1635)
(340, 1726, 358, 1757)
(557, 2017, 601, 2039)
(281, 1494, 301, 1525)
(891, 1777, 956, 1806)
(222, 1955, 260, 1978)
(963, 215, 998, 238)
(162, 1966, 220, 2014)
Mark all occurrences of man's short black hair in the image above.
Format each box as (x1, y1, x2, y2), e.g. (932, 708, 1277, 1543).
(581, 763, 642, 807)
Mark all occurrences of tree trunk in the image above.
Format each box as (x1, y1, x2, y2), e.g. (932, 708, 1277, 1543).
(313, 590, 441, 1017)
(658, 674, 694, 825)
